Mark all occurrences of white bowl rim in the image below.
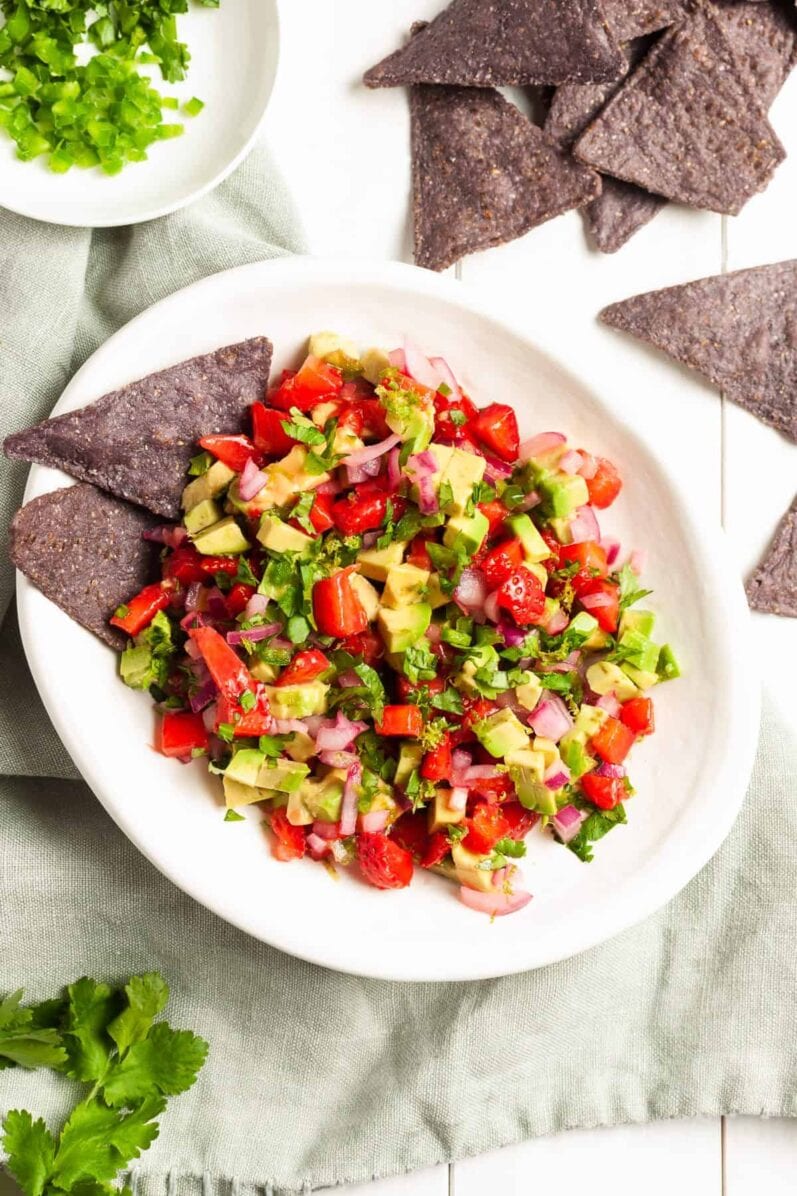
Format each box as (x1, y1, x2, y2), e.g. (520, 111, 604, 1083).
(17, 255, 761, 981)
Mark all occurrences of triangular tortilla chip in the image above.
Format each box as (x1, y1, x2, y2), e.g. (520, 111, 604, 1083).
(364, 0, 625, 89)
(601, 0, 692, 40)
(574, 4, 785, 214)
(746, 496, 797, 617)
(411, 83, 601, 272)
(4, 337, 272, 520)
(599, 260, 797, 441)
(10, 485, 160, 650)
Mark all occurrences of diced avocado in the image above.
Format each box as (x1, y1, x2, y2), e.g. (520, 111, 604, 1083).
(184, 497, 223, 535)
(425, 575, 448, 609)
(428, 788, 465, 833)
(539, 473, 589, 519)
(229, 447, 329, 515)
(311, 400, 339, 428)
(301, 771, 346, 822)
(531, 737, 559, 771)
(361, 346, 392, 386)
(515, 677, 543, 712)
(395, 742, 423, 787)
(283, 730, 316, 763)
(286, 786, 314, 826)
(364, 778, 398, 815)
(454, 659, 480, 696)
(250, 659, 279, 683)
(428, 443, 455, 485)
(357, 541, 406, 582)
(566, 612, 599, 642)
(436, 445, 486, 516)
(658, 643, 681, 681)
(525, 561, 548, 588)
(621, 664, 659, 690)
(223, 777, 263, 808)
(443, 509, 489, 556)
(586, 661, 639, 702)
(559, 737, 595, 780)
(257, 515, 314, 556)
(265, 680, 329, 720)
(475, 708, 530, 758)
(224, 749, 266, 787)
(548, 516, 572, 544)
(255, 759, 310, 793)
(181, 460, 235, 512)
(560, 703, 607, 750)
(193, 516, 250, 556)
(617, 628, 659, 673)
(584, 627, 611, 651)
(382, 563, 430, 609)
(378, 603, 431, 653)
(506, 513, 551, 564)
(308, 330, 359, 362)
(506, 748, 555, 814)
(332, 427, 364, 457)
(380, 377, 435, 449)
(620, 608, 656, 639)
(451, 842, 495, 893)
(350, 573, 380, 621)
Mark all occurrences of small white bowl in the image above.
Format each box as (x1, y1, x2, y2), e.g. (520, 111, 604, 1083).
(0, 0, 280, 227)
(17, 258, 759, 981)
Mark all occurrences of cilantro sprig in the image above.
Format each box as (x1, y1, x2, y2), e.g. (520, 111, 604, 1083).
(1, 973, 207, 1196)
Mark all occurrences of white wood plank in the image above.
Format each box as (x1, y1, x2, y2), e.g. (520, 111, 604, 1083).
(721, 70, 797, 730)
(454, 1120, 721, 1196)
(725, 1118, 797, 1196)
(322, 1165, 449, 1195)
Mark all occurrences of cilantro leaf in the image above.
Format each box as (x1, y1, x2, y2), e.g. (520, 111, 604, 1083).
(616, 562, 652, 612)
(567, 803, 627, 863)
(101, 1022, 208, 1107)
(234, 556, 258, 588)
(107, 974, 169, 1059)
(280, 409, 326, 447)
(52, 1096, 164, 1187)
(353, 662, 386, 721)
(2, 1109, 56, 1196)
(63, 979, 118, 1083)
(0, 1027, 68, 1071)
(224, 809, 245, 822)
(119, 611, 176, 693)
(290, 491, 316, 536)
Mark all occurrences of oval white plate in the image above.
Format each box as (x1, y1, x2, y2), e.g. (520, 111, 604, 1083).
(0, 0, 279, 227)
(17, 258, 759, 981)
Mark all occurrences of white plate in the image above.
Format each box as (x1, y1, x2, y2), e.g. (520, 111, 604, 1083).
(0, 0, 279, 227)
(17, 258, 759, 981)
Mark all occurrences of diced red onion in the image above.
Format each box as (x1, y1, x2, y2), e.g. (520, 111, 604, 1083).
(544, 760, 571, 790)
(406, 450, 440, 515)
(454, 567, 487, 613)
(317, 749, 357, 769)
(343, 432, 401, 469)
(596, 762, 626, 779)
(361, 530, 379, 549)
(239, 456, 268, 502)
(346, 457, 382, 485)
(339, 761, 362, 837)
(551, 805, 586, 844)
(315, 711, 368, 752)
(415, 474, 438, 515)
(360, 809, 389, 833)
(483, 591, 501, 624)
(528, 695, 573, 742)
(483, 457, 513, 484)
(273, 718, 311, 737)
(189, 677, 218, 714)
(181, 612, 207, 633)
(429, 355, 461, 401)
(451, 749, 472, 773)
(498, 621, 527, 648)
(542, 608, 569, 635)
(307, 834, 331, 859)
(602, 537, 621, 567)
(568, 505, 601, 545)
(336, 670, 360, 689)
(447, 787, 469, 813)
(312, 820, 340, 841)
(519, 490, 541, 511)
(206, 587, 229, 620)
(185, 581, 203, 612)
(628, 548, 647, 574)
(403, 337, 442, 391)
(226, 621, 281, 646)
(580, 589, 615, 613)
(244, 593, 268, 619)
(517, 432, 565, 463)
(559, 449, 584, 475)
(596, 692, 621, 717)
(463, 764, 502, 783)
(201, 702, 218, 733)
(316, 478, 342, 496)
(388, 347, 406, 372)
(425, 622, 442, 645)
(387, 446, 401, 491)
(495, 691, 524, 713)
(577, 452, 598, 480)
(143, 524, 188, 549)
(459, 885, 533, 917)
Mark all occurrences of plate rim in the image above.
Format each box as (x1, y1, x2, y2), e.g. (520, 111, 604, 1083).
(0, 0, 281, 229)
(16, 255, 762, 981)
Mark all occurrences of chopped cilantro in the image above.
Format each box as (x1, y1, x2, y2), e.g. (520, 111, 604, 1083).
(438, 479, 454, 510)
(437, 382, 452, 398)
(494, 837, 526, 858)
(449, 408, 466, 426)
(290, 492, 316, 536)
(224, 809, 245, 822)
(188, 450, 213, 476)
(280, 409, 326, 448)
(616, 562, 653, 612)
(258, 735, 289, 757)
(114, 604, 130, 619)
(234, 556, 258, 588)
(353, 662, 386, 721)
(430, 687, 463, 715)
(567, 803, 627, 863)
(239, 690, 256, 713)
(217, 723, 235, 743)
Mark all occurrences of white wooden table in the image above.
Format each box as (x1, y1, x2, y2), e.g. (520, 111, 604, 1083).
(266, 2, 797, 1192)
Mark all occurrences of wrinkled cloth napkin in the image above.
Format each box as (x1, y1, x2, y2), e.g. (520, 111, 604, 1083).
(2, 146, 796, 1195)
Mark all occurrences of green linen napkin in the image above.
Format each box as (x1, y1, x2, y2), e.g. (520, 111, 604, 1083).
(2, 146, 796, 1193)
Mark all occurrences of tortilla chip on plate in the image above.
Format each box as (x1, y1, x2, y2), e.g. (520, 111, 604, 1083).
(746, 496, 797, 618)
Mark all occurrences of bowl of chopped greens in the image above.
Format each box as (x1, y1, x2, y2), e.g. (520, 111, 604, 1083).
(13, 258, 758, 980)
(0, 0, 279, 226)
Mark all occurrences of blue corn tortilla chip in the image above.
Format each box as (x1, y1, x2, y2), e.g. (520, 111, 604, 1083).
(746, 496, 797, 617)
(601, 0, 692, 38)
(411, 81, 601, 271)
(574, 3, 786, 214)
(4, 337, 272, 520)
(364, 0, 625, 89)
(599, 260, 797, 441)
(10, 485, 160, 650)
